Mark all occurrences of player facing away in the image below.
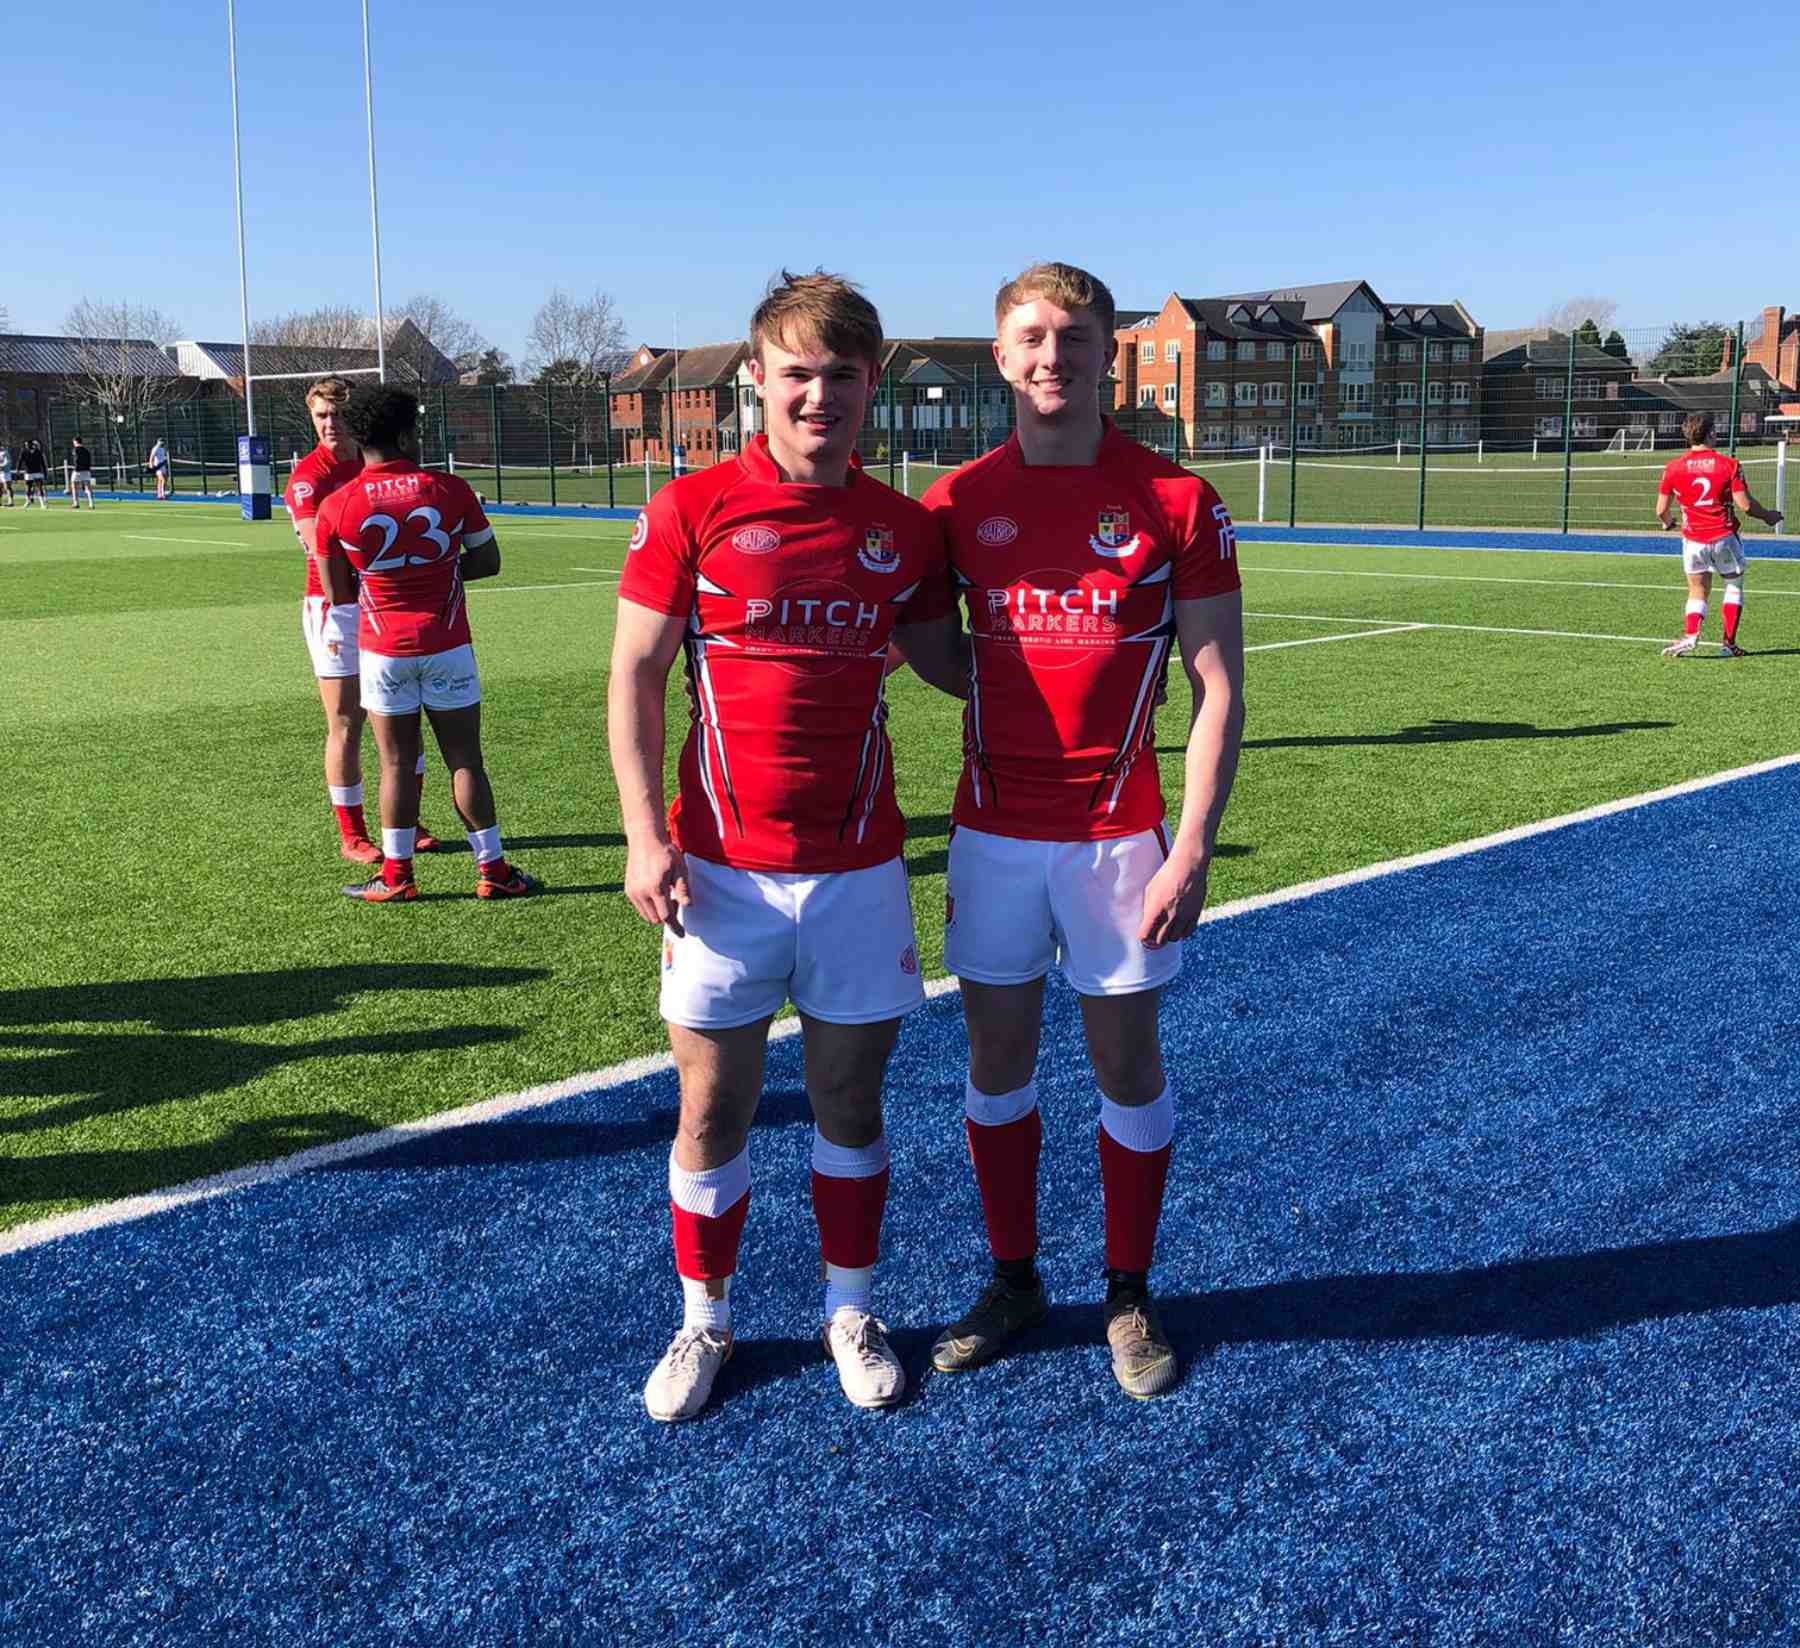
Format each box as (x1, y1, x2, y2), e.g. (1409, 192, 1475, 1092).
(21, 440, 50, 507)
(147, 438, 170, 499)
(1655, 411, 1783, 658)
(918, 262, 1245, 1398)
(314, 386, 538, 904)
(284, 375, 440, 864)
(66, 438, 96, 508)
(608, 272, 964, 1422)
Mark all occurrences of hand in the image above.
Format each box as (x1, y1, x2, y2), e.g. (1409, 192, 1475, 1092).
(1138, 847, 1210, 948)
(623, 837, 691, 935)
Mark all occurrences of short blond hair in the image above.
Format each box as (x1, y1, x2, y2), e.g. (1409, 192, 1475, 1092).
(750, 270, 883, 367)
(304, 375, 356, 411)
(1682, 411, 1714, 446)
(994, 261, 1116, 338)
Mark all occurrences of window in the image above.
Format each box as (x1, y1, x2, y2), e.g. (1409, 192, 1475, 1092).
(1162, 382, 1178, 408)
(1427, 382, 1445, 405)
(1263, 383, 1285, 406)
(1165, 340, 1179, 361)
(1537, 377, 1565, 400)
(1343, 340, 1372, 367)
(1296, 382, 1317, 406)
(1396, 382, 1418, 406)
(1450, 421, 1470, 442)
(1397, 342, 1416, 363)
(1139, 342, 1154, 364)
(1427, 420, 1445, 442)
(1202, 426, 1228, 449)
(1341, 382, 1370, 411)
(1267, 341, 1286, 362)
(1450, 381, 1471, 405)
(1428, 343, 1444, 363)
(1659, 411, 1680, 431)
(1298, 342, 1315, 360)
(1236, 340, 1257, 362)
(1234, 382, 1258, 407)
(1207, 339, 1227, 362)
(1205, 381, 1226, 406)
(1452, 343, 1470, 363)
(1297, 424, 1319, 446)
(1535, 416, 1563, 437)
(1572, 416, 1598, 439)
(1572, 376, 1603, 399)
(1138, 385, 1156, 407)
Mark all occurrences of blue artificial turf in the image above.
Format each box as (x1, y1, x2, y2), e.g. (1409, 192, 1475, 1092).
(6, 769, 1800, 1645)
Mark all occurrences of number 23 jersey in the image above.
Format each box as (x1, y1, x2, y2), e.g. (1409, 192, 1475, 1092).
(923, 424, 1241, 842)
(314, 459, 493, 655)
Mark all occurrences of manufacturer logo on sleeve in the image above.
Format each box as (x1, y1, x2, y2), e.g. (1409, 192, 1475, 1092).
(628, 512, 650, 552)
(858, 524, 899, 573)
(976, 515, 1019, 547)
(1090, 508, 1139, 558)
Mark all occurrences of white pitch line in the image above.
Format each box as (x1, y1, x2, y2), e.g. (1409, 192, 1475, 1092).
(1247, 623, 1426, 653)
(1245, 609, 1675, 645)
(570, 567, 622, 576)
(467, 579, 617, 595)
(11, 750, 1800, 1258)
(122, 533, 266, 549)
(1245, 562, 1800, 600)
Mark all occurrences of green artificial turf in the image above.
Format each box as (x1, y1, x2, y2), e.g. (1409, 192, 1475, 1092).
(4, 500, 1795, 1229)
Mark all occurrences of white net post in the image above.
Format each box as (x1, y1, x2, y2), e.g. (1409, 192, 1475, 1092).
(644, 454, 652, 499)
(1257, 445, 1267, 523)
(902, 451, 910, 496)
(1778, 439, 1789, 535)
(1394, 438, 1402, 465)
(1478, 439, 1484, 464)
(447, 452, 456, 474)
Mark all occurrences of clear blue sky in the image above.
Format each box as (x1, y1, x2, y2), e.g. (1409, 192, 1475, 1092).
(10, 0, 1797, 364)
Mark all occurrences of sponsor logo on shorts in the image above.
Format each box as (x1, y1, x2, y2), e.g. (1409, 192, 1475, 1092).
(663, 938, 675, 971)
(1089, 507, 1139, 558)
(900, 944, 917, 976)
(857, 525, 899, 574)
(976, 515, 1019, 547)
(326, 641, 341, 659)
(628, 512, 650, 553)
(731, 525, 780, 555)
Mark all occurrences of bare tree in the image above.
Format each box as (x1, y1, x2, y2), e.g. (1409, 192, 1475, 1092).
(1537, 296, 1620, 336)
(61, 298, 191, 474)
(251, 304, 374, 348)
(526, 289, 628, 462)
(386, 293, 486, 386)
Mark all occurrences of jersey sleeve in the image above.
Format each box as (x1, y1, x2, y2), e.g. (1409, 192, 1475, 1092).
(616, 486, 697, 618)
(896, 510, 956, 625)
(313, 493, 351, 563)
(1172, 479, 1242, 600)
(285, 464, 323, 522)
(449, 478, 494, 547)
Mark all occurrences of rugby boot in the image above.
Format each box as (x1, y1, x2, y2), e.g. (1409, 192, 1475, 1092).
(930, 1270, 1050, 1372)
(1103, 1269, 1177, 1399)
(476, 861, 542, 899)
(342, 872, 418, 903)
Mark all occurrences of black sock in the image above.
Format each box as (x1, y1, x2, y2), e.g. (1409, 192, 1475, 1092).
(1104, 1266, 1149, 1303)
(994, 1256, 1040, 1291)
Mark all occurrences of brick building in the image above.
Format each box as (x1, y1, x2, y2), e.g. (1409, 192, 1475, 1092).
(1746, 304, 1799, 394)
(1114, 281, 1483, 453)
(1479, 329, 1635, 449)
(608, 341, 747, 467)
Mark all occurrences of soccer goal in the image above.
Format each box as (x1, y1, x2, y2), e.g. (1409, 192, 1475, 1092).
(1605, 427, 1655, 453)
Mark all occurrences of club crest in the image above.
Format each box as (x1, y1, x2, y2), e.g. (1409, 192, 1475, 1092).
(858, 524, 899, 573)
(1090, 508, 1138, 558)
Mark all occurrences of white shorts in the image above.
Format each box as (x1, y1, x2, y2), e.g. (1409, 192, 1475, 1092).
(71, 471, 94, 486)
(1682, 534, 1746, 578)
(0, 470, 11, 484)
(302, 597, 361, 679)
(660, 854, 925, 1030)
(944, 823, 1182, 997)
(361, 644, 481, 715)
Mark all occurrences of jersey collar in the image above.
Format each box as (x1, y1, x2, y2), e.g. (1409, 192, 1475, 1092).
(1001, 416, 1125, 471)
(738, 432, 862, 489)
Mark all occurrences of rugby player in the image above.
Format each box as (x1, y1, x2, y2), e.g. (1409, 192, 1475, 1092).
(67, 437, 96, 508)
(608, 272, 961, 1422)
(920, 261, 1245, 1399)
(1655, 411, 1783, 658)
(284, 375, 439, 863)
(147, 437, 171, 500)
(20, 440, 49, 507)
(314, 384, 538, 904)
(0, 441, 13, 506)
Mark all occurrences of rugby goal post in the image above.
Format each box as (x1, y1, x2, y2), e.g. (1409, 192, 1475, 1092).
(1605, 426, 1655, 453)
(1767, 416, 1797, 534)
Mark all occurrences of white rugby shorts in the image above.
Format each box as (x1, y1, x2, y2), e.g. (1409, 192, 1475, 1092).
(360, 643, 481, 716)
(301, 596, 360, 679)
(1682, 533, 1746, 579)
(944, 823, 1182, 997)
(660, 854, 925, 1031)
(70, 471, 94, 486)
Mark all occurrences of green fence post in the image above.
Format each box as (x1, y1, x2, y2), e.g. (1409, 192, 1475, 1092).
(1727, 320, 1745, 457)
(490, 385, 503, 505)
(1173, 347, 1183, 463)
(546, 379, 557, 508)
(1560, 332, 1576, 534)
(603, 375, 616, 508)
(1287, 345, 1299, 528)
(1416, 342, 1429, 531)
(887, 367, 898, 488)
(972, 362, 982, 458)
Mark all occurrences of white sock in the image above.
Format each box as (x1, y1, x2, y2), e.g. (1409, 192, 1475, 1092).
(680, 1275, 731, 1334)
(468, 825, 501, 864)
(824, 1263, 874, 1319)
(328, 783, 364, 807)
(1099, 1085, 1175, 1153)
(381, 826, 416, 861)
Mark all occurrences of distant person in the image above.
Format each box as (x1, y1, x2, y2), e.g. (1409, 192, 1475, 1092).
(0, 441, 13, 507)
(67, 437, 96, 509)
(313, 384, 539, 905)
(1656, 411, 1783, 658)
(148, 438, 171, 499)
(20, 440, 49, 508)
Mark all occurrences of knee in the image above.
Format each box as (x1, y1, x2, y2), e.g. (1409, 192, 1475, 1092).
(968, 1024, 1039, 1093)
(1089, 1044, 1166, 1107)
(676, 1103, 750, 1162)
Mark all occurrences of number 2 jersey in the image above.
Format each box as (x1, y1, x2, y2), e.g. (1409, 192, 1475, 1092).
(284, 443, 364, 599)
(923, 423, 1241, 842)
(1659, 448, 1745, 544)
(313, 459, 495, 655)
(617, 434, 953, 874)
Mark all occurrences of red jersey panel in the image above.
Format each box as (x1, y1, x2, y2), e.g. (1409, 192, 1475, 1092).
(314, 460, 492, 656)
(924, 423, 1241, 842)
(617, 434, 953, 874)
(285, 444, 363, 599)
(1660, 449, 1745, 544)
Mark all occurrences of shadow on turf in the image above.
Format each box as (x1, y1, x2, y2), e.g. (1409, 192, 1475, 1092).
(1159, 716, 1675, 755)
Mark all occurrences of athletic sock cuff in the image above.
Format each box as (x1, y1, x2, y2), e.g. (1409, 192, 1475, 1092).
(1099, 1086, 1174, 1153)
(810, 1129, 889, 1179)
(669, 1146, 751, 1216)
(965, 1078, 1038, 1129)
(328, 783, 364, 807)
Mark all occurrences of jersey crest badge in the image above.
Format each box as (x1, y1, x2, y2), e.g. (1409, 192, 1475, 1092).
(1090, 508, 1139, 558)
(858, 525, 899, 573)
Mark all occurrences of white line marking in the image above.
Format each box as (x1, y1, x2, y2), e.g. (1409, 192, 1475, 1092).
(490, 527, 629, 538)
(121, 533, 265, 549)
(1245, 609, 1674, 645)
(467, 579, 616, 596)
(11, 751, 1800, 1257)
(1246, 562, 1800, 599)
(1246, 623, 1426, 653)
(570, 567, 622, 575)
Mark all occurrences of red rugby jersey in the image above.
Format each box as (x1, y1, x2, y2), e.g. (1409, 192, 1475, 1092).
(923, 423, 1241, 842)
(283, 444, 363, 599)
(1659, 448, 1745, 544)
(314, 460, 492, 656)
(617, 435, 953, 874)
